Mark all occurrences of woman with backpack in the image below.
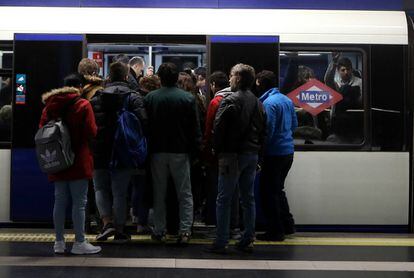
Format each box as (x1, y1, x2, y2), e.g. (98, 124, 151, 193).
(38, 74, 101, 254)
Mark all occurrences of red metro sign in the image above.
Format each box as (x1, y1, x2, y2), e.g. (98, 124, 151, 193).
(287, 79, 343, 116)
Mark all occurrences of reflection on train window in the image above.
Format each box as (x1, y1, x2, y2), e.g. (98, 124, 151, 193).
(280, 51, 364, 145)
(0, 49, 12, 143)
(0, 50, 12, 70)
(0, 76, 12, 142)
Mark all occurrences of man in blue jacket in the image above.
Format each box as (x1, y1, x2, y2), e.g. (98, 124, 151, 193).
(256, 70, 298, 242)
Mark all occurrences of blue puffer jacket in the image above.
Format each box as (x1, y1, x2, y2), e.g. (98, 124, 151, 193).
(259, 88, 298, 156)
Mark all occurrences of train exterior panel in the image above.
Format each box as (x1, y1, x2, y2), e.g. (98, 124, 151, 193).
(0, 8, 408, 44)
(0, 5, 412, 231)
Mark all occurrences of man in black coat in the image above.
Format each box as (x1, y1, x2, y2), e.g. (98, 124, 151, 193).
(91, 62, 147, 242)
(208, 63, 266, 254)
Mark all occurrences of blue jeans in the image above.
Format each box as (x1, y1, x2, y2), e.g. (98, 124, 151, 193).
(216, 153, 258, 246)
(93, 169, 132, 230)
(54, 179, 88, 242)
(151, 153, 193, 235)
(131, 173, 150, 225)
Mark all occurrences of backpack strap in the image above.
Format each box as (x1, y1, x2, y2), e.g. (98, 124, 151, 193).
(122, 92, 133, 111)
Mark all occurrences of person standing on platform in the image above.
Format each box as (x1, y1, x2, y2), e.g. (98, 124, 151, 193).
(256, 70, 297, 242)
(144, 62, 201, 245)
(39, 75, 101, 255)
(203, 71, 240, 238)
(208, 64, 266, 253)
(91, 62, 147, 243)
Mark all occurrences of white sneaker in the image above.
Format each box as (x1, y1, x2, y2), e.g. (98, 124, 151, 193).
(71, 240, 102, 255)
(54, 241, 66, 254)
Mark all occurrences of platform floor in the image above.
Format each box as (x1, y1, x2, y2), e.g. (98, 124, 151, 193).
(1, 229, 414, 277)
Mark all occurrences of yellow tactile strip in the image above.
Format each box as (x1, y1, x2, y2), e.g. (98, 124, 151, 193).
(0, 233, 414, 246)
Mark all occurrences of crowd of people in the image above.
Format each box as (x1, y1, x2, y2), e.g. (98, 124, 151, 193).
(38, 56, 298, 255)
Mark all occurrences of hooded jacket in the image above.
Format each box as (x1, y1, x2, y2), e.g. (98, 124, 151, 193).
(259, 88, 298, 156)
(213, 89, 266, 154)
(203, 87, 232, 158)
(39, 87, 97, 182)
(90, 81, 147, 169)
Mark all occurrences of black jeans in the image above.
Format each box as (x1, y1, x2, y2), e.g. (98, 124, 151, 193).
(260, 154, 294, 235)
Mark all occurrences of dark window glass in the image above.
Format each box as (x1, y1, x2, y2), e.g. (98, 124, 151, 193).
(1, 50, 13, 69)
(280, 51, 364, 146)
(0, 75, 12, 143)
(370, 45, 405, 151)
(162, 55, 199, 71)
(210, 42, 279, 88)
(0, 49, 13, 144)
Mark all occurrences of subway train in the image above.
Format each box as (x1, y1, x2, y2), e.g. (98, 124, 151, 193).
(0, 5, 413, 232)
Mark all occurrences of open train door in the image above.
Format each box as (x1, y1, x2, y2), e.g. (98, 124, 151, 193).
(207, 35, 279, 99)
(11, 34, 84, 222)
(206, 35, 279, 226)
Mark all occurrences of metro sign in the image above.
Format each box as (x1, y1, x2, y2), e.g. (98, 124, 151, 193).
(287, 79, 343, 116)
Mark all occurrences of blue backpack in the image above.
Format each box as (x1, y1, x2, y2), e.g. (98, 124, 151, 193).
(111, 94, 147, 168)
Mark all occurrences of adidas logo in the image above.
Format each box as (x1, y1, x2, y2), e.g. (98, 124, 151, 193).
(40, 149, 57, 163)
(40, 149, 60, 169)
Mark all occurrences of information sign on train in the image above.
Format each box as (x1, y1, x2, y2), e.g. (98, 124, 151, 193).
(287, 79, 343, 116)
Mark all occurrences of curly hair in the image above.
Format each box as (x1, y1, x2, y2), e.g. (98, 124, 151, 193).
(78, 58, 99, 76)
(139, 75, 161, 93)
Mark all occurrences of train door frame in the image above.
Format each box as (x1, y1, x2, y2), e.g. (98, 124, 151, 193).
(407, 15, 414, 232)
(10, 33, 85, 222)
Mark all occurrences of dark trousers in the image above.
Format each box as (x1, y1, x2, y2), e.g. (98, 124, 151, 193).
(191, 160, 206, 216)
(260, 154, 294, 235)
(205, 159, 240, 228)
(131, 173, 150, 225)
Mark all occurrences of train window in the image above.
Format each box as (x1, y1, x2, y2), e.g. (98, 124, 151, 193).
(0, 75, 11, 143)
(280, 50, 364, 146)
(88, 43, 206, 78)
(0, 49, 12, 145)
(0, 50, 12, 70)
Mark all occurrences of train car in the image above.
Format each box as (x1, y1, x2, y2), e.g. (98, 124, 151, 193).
(0, 2, 413, 232)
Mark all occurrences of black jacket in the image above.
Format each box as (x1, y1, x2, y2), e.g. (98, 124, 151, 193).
(128, 69, 140, 92)
(213, 89, 266, 154)
(144, 86, 201, 155)
(91, 81, 147, 169)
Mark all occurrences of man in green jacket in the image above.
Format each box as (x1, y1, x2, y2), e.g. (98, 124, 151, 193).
(144, 62, 202, 245)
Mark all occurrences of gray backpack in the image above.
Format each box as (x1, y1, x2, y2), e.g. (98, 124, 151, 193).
(35, 97, 79, 174)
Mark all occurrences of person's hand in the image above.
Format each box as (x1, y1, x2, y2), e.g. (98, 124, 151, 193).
(332, 52, 341, 63)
